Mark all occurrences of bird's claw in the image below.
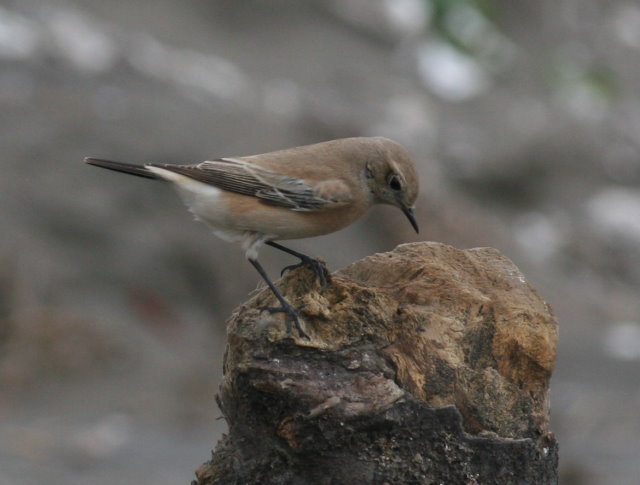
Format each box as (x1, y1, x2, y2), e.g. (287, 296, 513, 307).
(262, 303, 309, 339)
(280, 257, 329, 289)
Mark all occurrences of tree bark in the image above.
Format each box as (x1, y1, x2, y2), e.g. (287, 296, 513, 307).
(193, 242, 558, 485)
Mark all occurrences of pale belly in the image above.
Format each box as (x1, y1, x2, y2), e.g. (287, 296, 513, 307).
(149, 165, 370, 255)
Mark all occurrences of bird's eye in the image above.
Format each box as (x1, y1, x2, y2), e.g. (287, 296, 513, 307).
(388, 174, 402, 191)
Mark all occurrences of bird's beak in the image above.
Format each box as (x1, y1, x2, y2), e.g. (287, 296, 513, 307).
(402, 207, 419, 233)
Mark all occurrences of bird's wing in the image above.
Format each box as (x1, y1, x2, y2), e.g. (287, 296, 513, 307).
(147, 158, 351, 211)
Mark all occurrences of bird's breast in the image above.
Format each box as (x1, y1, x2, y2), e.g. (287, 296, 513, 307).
(222, 191, 370, 240)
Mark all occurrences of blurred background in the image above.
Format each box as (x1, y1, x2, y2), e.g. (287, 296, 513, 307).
(1, 0, 638, 483)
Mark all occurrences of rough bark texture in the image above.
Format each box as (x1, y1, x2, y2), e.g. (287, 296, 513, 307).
(193, 242, 559, 485)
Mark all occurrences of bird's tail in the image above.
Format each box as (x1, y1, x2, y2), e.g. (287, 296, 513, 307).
(85, 158, 159, 180)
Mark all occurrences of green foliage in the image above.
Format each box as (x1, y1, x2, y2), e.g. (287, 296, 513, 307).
(428, 0, 500, 54)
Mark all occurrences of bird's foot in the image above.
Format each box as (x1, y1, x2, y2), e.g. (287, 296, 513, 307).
(263, 302, 309, 339)
(280, 256, 329, 289)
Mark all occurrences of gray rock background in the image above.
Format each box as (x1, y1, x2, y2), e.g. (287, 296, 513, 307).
(0, 1, 638, 483)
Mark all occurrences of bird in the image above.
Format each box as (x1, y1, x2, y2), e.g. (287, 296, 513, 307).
(85, 136, 419, 338)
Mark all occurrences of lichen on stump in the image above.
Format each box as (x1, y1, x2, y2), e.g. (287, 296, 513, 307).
(194, 242, 558, 485)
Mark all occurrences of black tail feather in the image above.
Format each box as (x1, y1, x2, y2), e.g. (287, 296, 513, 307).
(84, 158, 158, 180)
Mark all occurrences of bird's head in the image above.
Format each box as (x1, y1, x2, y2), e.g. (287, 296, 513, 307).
(364, 137, 420, 233)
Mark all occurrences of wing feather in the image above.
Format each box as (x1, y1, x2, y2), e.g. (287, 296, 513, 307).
(146, 158, 350, 211)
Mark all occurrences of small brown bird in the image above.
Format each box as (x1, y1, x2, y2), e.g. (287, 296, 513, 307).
(86, 137, 419, 338)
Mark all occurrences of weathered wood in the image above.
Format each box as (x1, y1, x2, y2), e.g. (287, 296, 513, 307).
(194, 242, 558, 485)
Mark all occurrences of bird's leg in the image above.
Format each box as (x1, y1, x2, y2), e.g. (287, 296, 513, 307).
(248, 258, 309, 339)
(265, 241, 329, 289)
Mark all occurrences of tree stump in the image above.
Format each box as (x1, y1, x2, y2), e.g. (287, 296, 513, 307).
(193, 242, 558, 485)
